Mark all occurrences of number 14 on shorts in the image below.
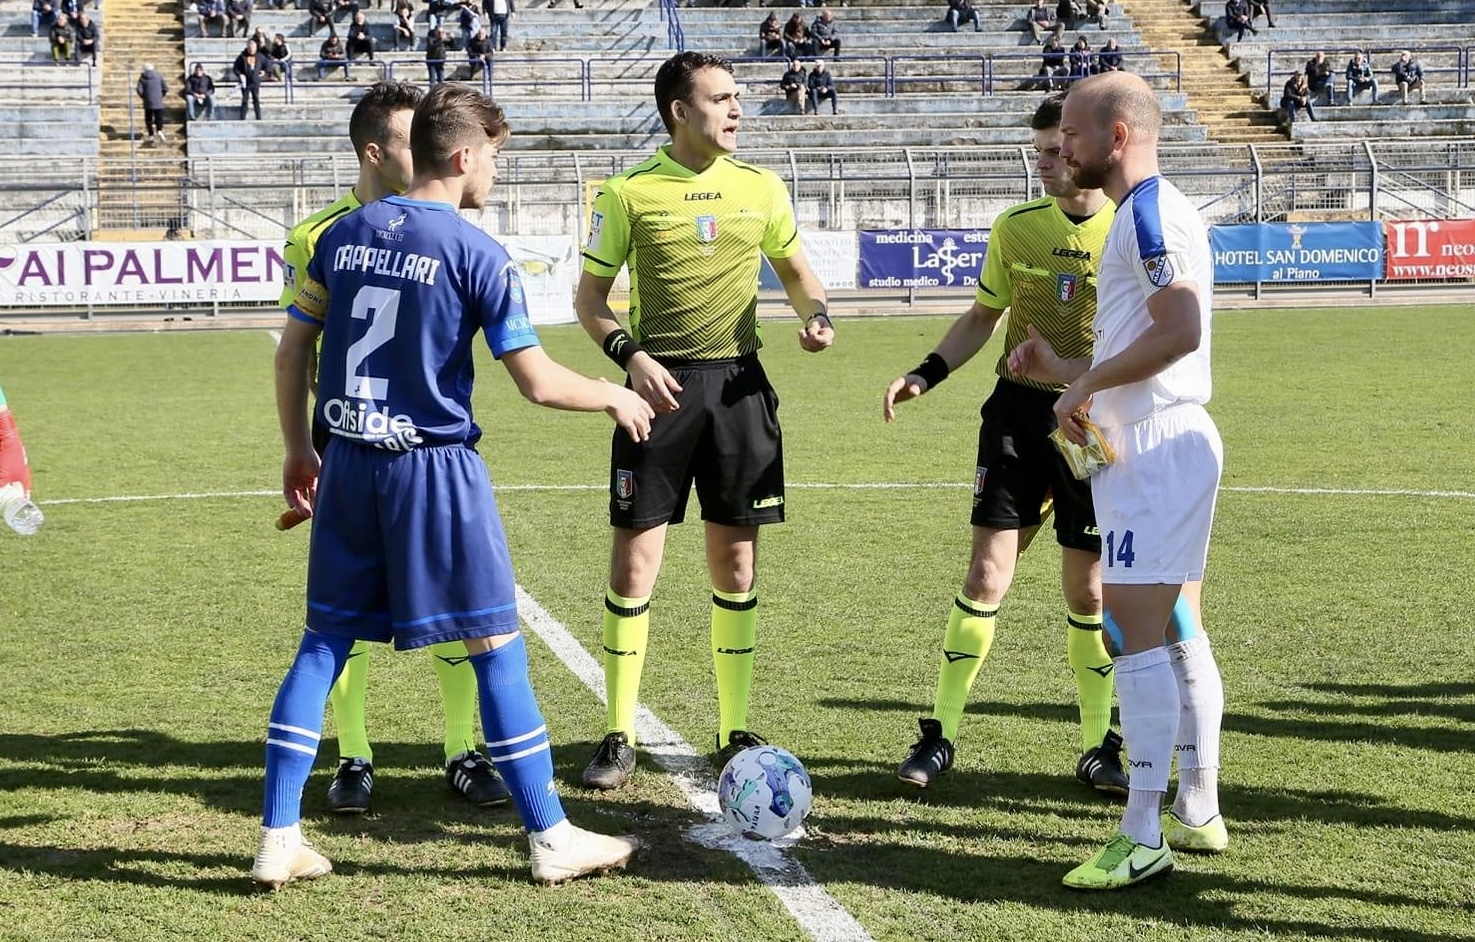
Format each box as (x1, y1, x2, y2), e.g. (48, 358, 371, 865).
(1104, 529, 1135, 568)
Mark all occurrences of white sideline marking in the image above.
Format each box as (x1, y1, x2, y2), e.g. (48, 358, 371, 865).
(36, 483, 1475, 507)
(515, 586, 875, 942)
(268, 330, 282, 344)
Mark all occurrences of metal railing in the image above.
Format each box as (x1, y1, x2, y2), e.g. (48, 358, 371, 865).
(1262, 45, 1469, 97)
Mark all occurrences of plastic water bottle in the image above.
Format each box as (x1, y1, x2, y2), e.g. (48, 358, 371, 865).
(0, 481, 43, 536)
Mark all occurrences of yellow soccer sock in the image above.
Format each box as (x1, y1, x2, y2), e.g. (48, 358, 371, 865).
(603, 588, 650, 747)
(1067, 611, 1114, 753)
(428, 641, 478, 762)
(932, 594, 997, 742)
(327, 640, 373, 762)
(711, 587, 758, 742)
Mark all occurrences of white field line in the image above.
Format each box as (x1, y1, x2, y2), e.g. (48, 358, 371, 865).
(36, 483, 1475, 507)
(515, 587, 874, 942)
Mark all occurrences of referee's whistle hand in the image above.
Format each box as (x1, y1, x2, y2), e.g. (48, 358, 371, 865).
(798, 321, 834, 352)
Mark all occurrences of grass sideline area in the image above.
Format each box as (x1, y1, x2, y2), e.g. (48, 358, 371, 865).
(0, 306, 1472, 942)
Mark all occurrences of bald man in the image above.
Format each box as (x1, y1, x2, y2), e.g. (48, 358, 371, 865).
(1008, 72, 1227, 891)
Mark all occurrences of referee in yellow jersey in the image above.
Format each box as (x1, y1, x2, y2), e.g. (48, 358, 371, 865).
(882, 93, 1127, 796)
(575, 51, 835, 790)
(277, 82, 510, 815)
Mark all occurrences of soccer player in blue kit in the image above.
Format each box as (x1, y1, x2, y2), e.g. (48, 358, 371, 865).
(255, 83, 655, 889)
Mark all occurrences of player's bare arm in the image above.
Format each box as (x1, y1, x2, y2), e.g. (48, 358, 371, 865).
(274, 315, 323, 516)
(883, 301, 1004, 422)
(1052, 282, 1201, 443)
(499, 344, 655, 443)
(768, 252, 833, 353)
(574, 269, 683, 414)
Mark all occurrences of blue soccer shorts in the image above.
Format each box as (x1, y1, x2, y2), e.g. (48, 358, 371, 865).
(305, 439, 521, 649)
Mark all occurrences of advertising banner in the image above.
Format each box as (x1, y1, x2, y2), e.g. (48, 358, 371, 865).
(1383, 218, 1475, 280)
(758, 230, 859, 292)
(1209, 222, 1383, 282)
(0, 241, 285, 306)
(857, 229, 990, 290)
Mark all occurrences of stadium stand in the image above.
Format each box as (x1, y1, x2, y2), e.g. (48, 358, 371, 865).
(0, 0, 102, 156)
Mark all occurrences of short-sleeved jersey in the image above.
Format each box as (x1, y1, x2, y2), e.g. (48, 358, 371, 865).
(581, 145, 801, 361)
(279, 189, 362, 307)
(1092, 175, 1213, 427)
(974, 195, 1115, 392)
(288, 195, 540, 450)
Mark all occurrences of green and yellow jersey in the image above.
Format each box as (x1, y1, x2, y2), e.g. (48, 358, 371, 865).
(976, 196, 1115, 392)
(278, 189, 362, 308)
(581, 145, 800, 361)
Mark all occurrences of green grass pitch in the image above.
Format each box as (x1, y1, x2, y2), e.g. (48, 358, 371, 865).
(0, 304, 1472, 942)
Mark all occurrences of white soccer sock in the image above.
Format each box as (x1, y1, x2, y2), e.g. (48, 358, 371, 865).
(1168, 635, 1224, 826)
(530, 818, 574, 851)
(262, 823, 302, 846)
(1114, 646, 1179, 846)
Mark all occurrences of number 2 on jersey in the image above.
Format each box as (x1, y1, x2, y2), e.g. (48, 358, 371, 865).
(1104, 529, 1135, 568)
(344, 286, 402, 400)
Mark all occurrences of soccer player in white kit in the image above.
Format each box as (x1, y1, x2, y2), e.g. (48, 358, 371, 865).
(1008, 72, 1228, 890)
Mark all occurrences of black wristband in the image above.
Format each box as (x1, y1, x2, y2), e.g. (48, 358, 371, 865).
(807, 312, 833, 330)
(910, 352, 950, 390)
(602, 328, 643, 369)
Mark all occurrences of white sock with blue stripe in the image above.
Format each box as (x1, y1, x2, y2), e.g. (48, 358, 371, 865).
(470, 633, 567, 835)
(263, 630, 354, 828)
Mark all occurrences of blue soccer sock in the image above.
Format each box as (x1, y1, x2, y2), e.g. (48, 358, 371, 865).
(470, 633, 567, 834)
(263, 631, 354, 828)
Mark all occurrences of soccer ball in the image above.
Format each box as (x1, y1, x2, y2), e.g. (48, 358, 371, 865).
(717, 745, 812, 840)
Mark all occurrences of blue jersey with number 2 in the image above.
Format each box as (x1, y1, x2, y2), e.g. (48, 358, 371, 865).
(289, 194, 539, 450)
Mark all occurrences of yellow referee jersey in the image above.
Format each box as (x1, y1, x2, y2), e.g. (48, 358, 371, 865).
(975, 195, 1115, 392)
(582, 145, 800, 361)
(278, 190, 362, 308)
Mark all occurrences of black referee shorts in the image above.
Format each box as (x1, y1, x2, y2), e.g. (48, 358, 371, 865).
(971, 378, 1101, 554)
(609, 354, 784, 530)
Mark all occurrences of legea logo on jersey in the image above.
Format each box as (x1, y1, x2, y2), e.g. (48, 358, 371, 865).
(321, 397, 424, 452)
(696, 215, 719, 243)
(615, 469, 635, 500)
(1057, 273, 1077, 302)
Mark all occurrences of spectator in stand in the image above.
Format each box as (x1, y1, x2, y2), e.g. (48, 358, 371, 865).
(72, 10, 98, 65)
(779, 57, 806, 113)
(57, 0, 80, 19)
(235, 39, 269, 115)
(1249, 0, 1274, 27)
(318, 32, 348, 79)
(1280, 70, 1316, 124)
(1056, 0, 1082, 30)
(1038, 33, 1067, 90)
(1304, 50, 1333, 105)
(427, 0, 453, 31)
(267, 33, 292, 81)
(1391, 50, 1424, 105)
(49, 14, 73, 63)
(186, 61, 217, 119)
(425, 25, 447, 85)
(1346, 50, 1377, 103)
(197, 0, 227, 38)
(394, 0, 416, 49)
(1068, 35, 1095, 80)
(810, 7, 841, 57)
(483, 0, 512, 51)
(1224, 0, 1256, 41)
(783, 13, 813, 58)
(136, 62, 167, 142)
(807, 58, 839, 114)
(1096, 36, 1123, 71)
(947, 0, 981, 32)
(1027, 0, 1061, 42)
(759, 12, 784, 57)
(347, 11, 376, 60)
(332, 0, 361, 23)
(466, 26, 492, 78)
(32, 0, 55, 38)
(1086, 0, 1107, 30)
(248, 26, 270, 53)
(308, 0, 335, 36)
(225, 0, 252, 39)
(457, 0, 480, 49)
